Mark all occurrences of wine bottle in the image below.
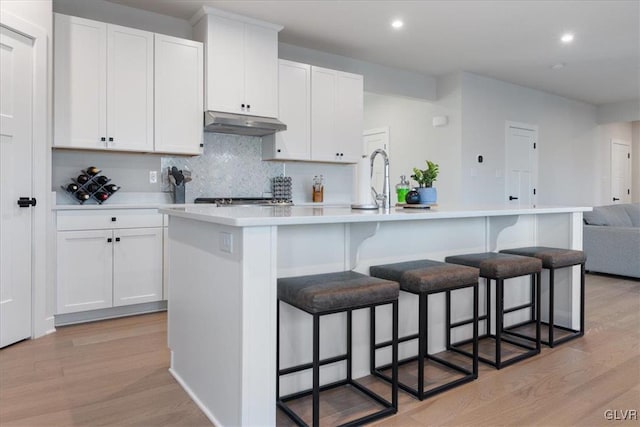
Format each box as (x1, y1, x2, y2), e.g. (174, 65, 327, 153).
(75, 191, 90, 201)
(104, 184, 119, 193)
(86, 166, 100, 176)
(87, 183, 99, 193)
(67, 183, 79, 192)
(95, 191, 109, 202)
(96, 176, 109, 185)
(77, 174, 89, 184)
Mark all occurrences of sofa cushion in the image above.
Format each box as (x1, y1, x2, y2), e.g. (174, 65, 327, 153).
(584, 204, 633, 227)
(623, 203, 640, 227)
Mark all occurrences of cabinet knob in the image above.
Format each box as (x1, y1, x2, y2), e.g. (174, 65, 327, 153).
(247, 104, 251, 110)
(101, 137, 106, 142)
(241, 104, 245, 109)
(108, 137, 114, 142)
(107, 238, 112, 243)
(111, 217, 116, 222)
(115, 237, 121, 242)
(277, 149, 281, 153)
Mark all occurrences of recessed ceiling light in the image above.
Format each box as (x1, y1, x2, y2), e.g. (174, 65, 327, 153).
(560, 33, 574, 43)
(551, 62, 566, 70)
(391, 19, 404, 29)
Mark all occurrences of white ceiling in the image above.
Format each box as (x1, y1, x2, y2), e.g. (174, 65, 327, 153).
(106, 0, 640, 106)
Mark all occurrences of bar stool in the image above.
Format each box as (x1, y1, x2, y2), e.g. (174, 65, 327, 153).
(369, 260, 479, 400)
(499, 246, 586, 347)
(445, 252, 542, 369)
(277, 271, 399, 427)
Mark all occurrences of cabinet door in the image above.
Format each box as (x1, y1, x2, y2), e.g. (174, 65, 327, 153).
(57, 230, 113, 314)
(154, 34, 203, 155)
(106, 24, 154, 152)
(113, 228, 163, 306)
(54, 14, 107, 149)
(244, 24, 278, 118)
(310, 66, 339, 162)
(271, 60, 310, 160)
(206, 15, 245, 114)
(335, 71, 364, 163)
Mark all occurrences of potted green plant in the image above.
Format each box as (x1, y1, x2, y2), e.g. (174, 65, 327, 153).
(411, 160, 439, 203)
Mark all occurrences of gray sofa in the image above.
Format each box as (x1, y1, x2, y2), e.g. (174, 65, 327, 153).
(583, 203, 640, 278)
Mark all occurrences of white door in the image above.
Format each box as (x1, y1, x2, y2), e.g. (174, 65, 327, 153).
(113, 228, 163, 306)
(611, 139, 631, 203)
(0, 26, 34, 347)
(506, 124, 537, 205)
(107, 24, 154, 151)
(364, 128, 390, 196)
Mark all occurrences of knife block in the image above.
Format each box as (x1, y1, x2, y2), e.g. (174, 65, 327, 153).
(173, 184, 185, 204)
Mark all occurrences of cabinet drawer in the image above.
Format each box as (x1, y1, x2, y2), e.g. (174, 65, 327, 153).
(57, 209, 163, 231)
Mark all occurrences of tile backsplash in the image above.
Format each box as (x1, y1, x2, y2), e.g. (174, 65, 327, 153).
(162, 133, 284, 202)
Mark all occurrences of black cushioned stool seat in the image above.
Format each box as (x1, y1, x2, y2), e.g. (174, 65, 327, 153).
(277, 271, 399, 427)
(369, 260, 479, 400)
(500, 247, 586, 347)
(445, 252, 543, 369)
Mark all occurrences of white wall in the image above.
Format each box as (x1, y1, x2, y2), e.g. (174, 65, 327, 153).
(279, 42, 437, 101)
(459, 72, 602, 207)
(597, 99, 640, 124)
(363, 88, 462, 206)
(52, 0, 192, 38)
(633, 121, 640, 202)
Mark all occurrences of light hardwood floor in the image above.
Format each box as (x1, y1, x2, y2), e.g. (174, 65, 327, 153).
(1, 273, 637, 426)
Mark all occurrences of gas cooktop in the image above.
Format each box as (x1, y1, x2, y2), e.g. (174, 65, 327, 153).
(194, 197, 293, 206)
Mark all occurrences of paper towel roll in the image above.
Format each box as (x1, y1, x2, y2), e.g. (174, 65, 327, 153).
(356, 155, 372, 204)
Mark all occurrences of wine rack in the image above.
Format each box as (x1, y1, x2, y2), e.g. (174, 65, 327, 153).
(61, 167, 120, 205)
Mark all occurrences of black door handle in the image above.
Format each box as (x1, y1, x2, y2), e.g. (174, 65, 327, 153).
(17, 197, 36, 207)
(509, 196, 519, 201)
(613, 197, 620, 201)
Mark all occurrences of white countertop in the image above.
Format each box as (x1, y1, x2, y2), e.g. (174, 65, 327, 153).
(159, 204, 592, 227)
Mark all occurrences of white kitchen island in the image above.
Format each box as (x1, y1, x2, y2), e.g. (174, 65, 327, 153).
(159, 204, 590, 427)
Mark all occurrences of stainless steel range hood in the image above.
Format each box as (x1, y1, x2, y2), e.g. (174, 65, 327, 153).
(204, 111, 286, 137)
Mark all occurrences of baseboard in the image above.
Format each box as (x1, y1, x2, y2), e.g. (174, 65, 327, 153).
(45, 316, 56, 335)
(169, 367, 225, 427)
(54, 301, 167, 326)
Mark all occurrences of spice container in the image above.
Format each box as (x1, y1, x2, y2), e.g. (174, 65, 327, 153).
(312, 175, 324, 203)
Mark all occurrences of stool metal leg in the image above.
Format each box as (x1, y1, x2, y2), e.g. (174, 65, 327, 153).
(472, 282, 479, 378)
(580, 263, 585, 337)
(549, 268, 555, 347)
(486, 277, 491, 337)
(347, 310, 352, 382)
(276, 301, 280, 401)
(418, 293, 427, 399)
(445, 290, 451, 349)
(313, 314, 320, 427)
(495, 279, 503, 369)
(535, 272, 542, 353)
(392, 300, 399, 411)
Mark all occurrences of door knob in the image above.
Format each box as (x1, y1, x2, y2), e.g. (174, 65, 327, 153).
(17, 197, 36, 208)
(509, 196, 519, 201)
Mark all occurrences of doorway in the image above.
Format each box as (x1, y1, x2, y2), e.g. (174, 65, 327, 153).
(505, 122, 538, 205)
(610, 139, 631, 204)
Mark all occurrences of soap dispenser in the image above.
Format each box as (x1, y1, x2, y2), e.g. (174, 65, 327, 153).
(396, 175, 410, 204)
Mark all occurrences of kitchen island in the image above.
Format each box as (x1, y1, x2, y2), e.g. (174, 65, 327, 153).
(159, 204, 590, 427)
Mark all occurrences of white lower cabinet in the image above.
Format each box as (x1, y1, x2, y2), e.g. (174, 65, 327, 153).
(56, 210, 164, 315)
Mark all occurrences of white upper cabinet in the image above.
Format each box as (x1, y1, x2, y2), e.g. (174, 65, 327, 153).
(154, 34, 203, 155)
(54, 14, 154, 151)
(264, 62, 364, 163)
(310, 67, 364, 164)
(54, 14, 107, 149)
(193, 8, 281, 118)
(263, 60, 311, 160)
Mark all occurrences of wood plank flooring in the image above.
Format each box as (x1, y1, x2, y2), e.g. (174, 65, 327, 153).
(1, 273, 637, 426)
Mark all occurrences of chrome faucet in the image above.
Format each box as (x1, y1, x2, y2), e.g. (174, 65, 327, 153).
(370, 149, 390, 210)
